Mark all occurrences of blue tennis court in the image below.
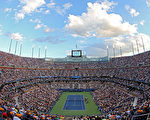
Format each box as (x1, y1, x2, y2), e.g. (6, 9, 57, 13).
(63, 95, 85, 110)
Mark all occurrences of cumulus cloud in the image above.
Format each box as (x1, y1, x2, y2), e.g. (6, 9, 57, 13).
(34, 23, 49, 31)
(29, 19, 41, 23)
(66, 1, 137, 38)
(34, 24, 42, 29)
(47, 1, 72, 15)
(44, 28, 50, 32)
(83, 33, 150, 57)
(34, 36, 65, 44)
(63, 3, 72, 9)
(125, 5, 139, 17)
(140, 20, 144, 26)
(130, 8, 139, 17)
(4, 8, 12, 12)
(47, 0, 56, 8)
(20, 0, 45, 13)
(146, 0, 150, 7)
(56, 3, 72, 15)
(15, 12, 25, 20)
(105, 33, 150, 56)
(15, 0, 45, 20)
(44, 28, 54, 33)
(11, 33, 23, 41)
(44, 10, 50, 14)
(30, 19, 53, 33)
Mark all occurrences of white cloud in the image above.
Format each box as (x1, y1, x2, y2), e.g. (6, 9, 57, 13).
(63, 3, 72, 10)
(66, 1, 137, 38)
(47, 2, 55, 8)
(56, 3, 72, 15)
(83, 33, 150, 57)
(146, 0, 150, 7)
(44, 10, 50, 14)
(125, 5, 139, 17)
(45, 28, 54, 33)
(95, 0, 117, 11)
(4, 8, 12, 12)
(140, 20, 144, 26)
(29, 19, 41, 23)
(105, 33, 150, 56)
(130, 8, 139, 17)
(44, 28, 50, 32)
(34, 23, 50, 32)
(20, 0, 45, 13)
(34, 24, 42, 29)
(11, 33, 23, 41)
(15, 12, 25, 20)
(15, 0, 45, 20)
(47, 0, 56, 8)
(30, 19, 54, 32)
(47, 1, 72, 15)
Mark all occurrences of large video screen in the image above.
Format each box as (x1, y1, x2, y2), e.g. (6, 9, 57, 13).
(71, 50, 82, 57)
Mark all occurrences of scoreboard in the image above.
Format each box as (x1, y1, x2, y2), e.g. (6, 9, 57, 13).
(71, 50, 82, 57)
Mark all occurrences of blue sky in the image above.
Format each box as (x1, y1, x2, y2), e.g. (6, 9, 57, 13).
(0, 0, 150, 58)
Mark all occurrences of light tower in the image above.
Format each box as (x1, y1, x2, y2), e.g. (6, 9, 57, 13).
(14, 40, 18, 55)
(32, 45, 34, 58)
(45, 46, 47, 58)
(38, 46, 41, 58)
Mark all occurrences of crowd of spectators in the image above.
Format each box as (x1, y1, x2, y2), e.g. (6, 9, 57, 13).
(18, 84, 60, 113)
(93, 83, 134, 113)
(0, 50, 150, 119)
(0, 50, 149, 83)
(0, 97, 149, 120)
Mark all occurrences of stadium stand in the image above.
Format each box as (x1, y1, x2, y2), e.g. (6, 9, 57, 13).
(0, 50, 150, 120)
